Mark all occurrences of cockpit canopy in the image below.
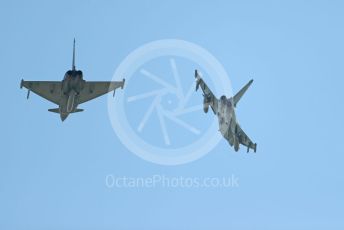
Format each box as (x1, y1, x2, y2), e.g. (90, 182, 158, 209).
(64, 70, 83, 80)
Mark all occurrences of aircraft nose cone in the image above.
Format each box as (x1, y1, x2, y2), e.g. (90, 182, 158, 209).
(60, 114, 68, 122)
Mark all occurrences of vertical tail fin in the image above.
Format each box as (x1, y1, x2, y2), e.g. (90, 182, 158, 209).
(72, 38, 76, 71)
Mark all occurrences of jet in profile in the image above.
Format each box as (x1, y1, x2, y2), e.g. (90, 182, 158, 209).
(195, 70, 257, 153)
(20, 39, 125, 121)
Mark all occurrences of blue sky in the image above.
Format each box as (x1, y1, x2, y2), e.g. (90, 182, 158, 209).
(1, 0, 344, 229)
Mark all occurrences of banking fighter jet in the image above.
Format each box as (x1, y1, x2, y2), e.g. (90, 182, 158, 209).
(195, 70, 257, 153)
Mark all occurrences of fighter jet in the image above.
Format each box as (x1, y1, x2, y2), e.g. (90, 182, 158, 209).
(195, 70, 257, 153)
(20, 39, 125, 121)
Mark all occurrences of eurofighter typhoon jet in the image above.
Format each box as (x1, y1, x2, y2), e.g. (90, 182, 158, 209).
(20, 40, 125, 121)
(195, 70, 257, 153)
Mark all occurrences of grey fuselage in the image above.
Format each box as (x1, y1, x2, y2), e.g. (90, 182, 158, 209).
(59, 69, 85, 121)
(215, 95, 239, 150)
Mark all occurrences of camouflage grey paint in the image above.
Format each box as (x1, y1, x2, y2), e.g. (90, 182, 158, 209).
(20, 39, 125, 121)
(195, 70, 257, 153)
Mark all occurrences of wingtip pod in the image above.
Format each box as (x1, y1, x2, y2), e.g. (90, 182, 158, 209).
(195, 69, 200, 91)
(114, 79, 125, 97)
(246, 142, 257, 153)
(20, 79, 31, 99)
(121, 78, 125, 89)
